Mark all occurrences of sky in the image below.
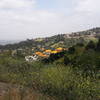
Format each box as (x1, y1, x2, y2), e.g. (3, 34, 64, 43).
(0, 0, 100, 40)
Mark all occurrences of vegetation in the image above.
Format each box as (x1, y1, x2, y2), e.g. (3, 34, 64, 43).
(0, 28, 100, 100)
(0, 38, 100, 100)
(0, 27, 100, 52)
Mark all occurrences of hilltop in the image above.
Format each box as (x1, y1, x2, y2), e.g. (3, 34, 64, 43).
(0, 27, 100, 52)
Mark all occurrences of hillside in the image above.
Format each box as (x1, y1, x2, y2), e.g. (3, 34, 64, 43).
(0, 27, 100, 52)
(0, 36, 100, 100)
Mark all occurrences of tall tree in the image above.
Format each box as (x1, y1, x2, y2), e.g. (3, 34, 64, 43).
(86, 41, 96, 50)
(96, 38, 100, 51)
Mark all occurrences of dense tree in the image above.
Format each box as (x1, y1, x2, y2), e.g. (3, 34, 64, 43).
(64, 55, 70, 65)
(85, 41, 96, 50)
(68, 46, 75, 54)
(76, 43, 84, 47)
(96, 38, 100, 51)
(74, 50, 99, 78)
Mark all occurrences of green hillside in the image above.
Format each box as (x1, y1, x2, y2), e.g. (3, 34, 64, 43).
(0, 27, 100, 52)
(0, 38, 100, 100)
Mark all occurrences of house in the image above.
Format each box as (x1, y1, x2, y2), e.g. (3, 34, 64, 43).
(25, 55, 38, 62)
(45, 50, 52, 53)
(44, 49, 52, 55)
(51, 50, 58, 54)
(12, 50, 17, 56)
(56, 47, 63, 52)
(25, 47, 66, 62)
(35, 51, 48, 58)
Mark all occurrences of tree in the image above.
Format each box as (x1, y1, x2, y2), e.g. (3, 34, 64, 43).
(75, 50, 99, 78)
(64, 55, 70, 65)
(68, 47, 75, 54)
(96, 38, 100, 51)
(76, 43, 84, 47)
(86, 41, 96, 50)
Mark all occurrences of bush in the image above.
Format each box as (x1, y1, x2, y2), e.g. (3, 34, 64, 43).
(32, 66, 100, 100)
(64, 55, 70, 65)
(96, 38, 100, 51)
(74, 50, 100, 78)
(86, 41, 96, 50)
(68, 47, 75, 54)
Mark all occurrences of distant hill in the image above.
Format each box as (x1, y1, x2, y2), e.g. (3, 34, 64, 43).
(0, 40, 21, 45)
(0, 27, 100, 51)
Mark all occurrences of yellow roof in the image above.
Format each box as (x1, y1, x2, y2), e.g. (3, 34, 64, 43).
(35, 52, 48, 57)
(45, 50, 52, 53)
(35, 52, 43, 55)
(56, 47, 63, 50)
(41, 48, 45, 50)
(41, 54, 48, 57)
(51, 50, 58, 54)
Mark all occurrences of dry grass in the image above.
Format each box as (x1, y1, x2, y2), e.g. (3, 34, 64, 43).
(0, 82, 56, 100)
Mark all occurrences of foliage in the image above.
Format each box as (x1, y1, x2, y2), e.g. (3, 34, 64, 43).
(64, 55, 70, 65)
(85, 41, 96, 50)
(0, 37, 100, 100)
(68, 46, 75, 54)
(96, 38, 100, 51)
(0, 27, 99, 52)
(32, 67, 100, 100)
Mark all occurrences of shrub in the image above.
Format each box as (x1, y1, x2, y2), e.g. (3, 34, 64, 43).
(32, 66, 100, 100)
(68, 47, 75, 54)
(86, 41, 96, 50)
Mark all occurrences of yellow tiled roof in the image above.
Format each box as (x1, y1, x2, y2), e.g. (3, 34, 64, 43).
(35, 52, 48, 57)
(56, 47, 63, 51)
(41, 54, 48, 57)
(35, 52, 43, 55)
(41, 48, 45, 50)
(45, 50, 52, 53)
(51, 50, 58, 54)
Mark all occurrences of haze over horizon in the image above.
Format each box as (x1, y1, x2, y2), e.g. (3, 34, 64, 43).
(0, 0, 100, 40)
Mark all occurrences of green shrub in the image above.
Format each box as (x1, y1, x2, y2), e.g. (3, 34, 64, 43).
(32, 66, 100, 100)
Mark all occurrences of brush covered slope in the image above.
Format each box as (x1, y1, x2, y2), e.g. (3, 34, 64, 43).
(0, 27, 100, 51)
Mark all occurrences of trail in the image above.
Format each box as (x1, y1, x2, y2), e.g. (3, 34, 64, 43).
(0, 82, 55, 100)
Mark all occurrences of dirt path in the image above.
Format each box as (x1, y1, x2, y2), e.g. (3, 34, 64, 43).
(0, 82, 56, 100)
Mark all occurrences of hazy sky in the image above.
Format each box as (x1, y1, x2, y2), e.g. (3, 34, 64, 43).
(0, 0, 100, 40)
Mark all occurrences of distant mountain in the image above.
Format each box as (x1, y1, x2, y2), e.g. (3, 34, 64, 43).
(0, 40, 21, 45)
(0, 27, 100, 51)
